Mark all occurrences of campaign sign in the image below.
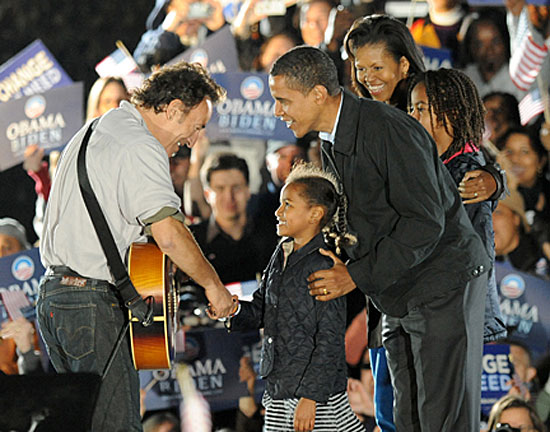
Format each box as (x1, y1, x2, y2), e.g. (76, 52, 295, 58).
(0, 82, 84, 171)
(168, 26, 240, 74)
(495, 261, 550, 362)
(141, 328, 263, 412)
(0, 248, 45, 323)
(206, 72, 295, 142)
(0, 39, 73, 103)
(421, 46, 453, 70)
(481, 344, 512, 416)
(226, 279, 258, 301)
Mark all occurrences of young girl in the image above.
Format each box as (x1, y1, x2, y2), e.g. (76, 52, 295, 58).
(408, 67, 506, 345)
(226, 162, 364, 432)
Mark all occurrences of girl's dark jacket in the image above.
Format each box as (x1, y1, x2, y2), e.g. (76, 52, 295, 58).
(229, 233, 348, 403)
(442, 146, 507, 342)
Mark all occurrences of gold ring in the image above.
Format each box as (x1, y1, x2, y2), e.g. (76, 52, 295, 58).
(474, 192, 478, 198)
(323, 288, 328, 295)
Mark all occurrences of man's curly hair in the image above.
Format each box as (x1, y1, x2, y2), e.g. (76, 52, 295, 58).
(131, 61, 226, 113)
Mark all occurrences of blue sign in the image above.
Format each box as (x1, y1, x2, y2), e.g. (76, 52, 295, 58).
(420, 46, 453, 70)
(168, 26, 240, 74)
(140, 328, 264, 412)
(207, 72, 295, 142)
(0, 39, 73, 104)
(0, 248, 45, 322)
(496, 261, 550, 362)
(0, 82, 84, 171)
(481, 344, 512, 416)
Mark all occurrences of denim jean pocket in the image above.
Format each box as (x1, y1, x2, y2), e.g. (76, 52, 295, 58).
(51, 302, 96, 360)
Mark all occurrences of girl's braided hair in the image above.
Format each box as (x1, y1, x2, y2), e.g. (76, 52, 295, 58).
(285, 162, 357, 255)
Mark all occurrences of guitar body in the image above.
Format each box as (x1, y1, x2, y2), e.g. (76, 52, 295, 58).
(128, 242, 179, 370)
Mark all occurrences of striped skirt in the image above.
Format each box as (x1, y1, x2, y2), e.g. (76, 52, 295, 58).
(262, 391, 366, 432)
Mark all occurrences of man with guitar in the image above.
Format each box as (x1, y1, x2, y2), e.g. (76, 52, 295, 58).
(37, 62, 235, 431)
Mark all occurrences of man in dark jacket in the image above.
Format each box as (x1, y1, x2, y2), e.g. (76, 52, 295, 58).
(269, 46, 490, 431)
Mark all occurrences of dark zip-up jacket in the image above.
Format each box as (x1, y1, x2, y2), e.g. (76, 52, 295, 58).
(443, 146, 507, 342)
(324, 90, 490, 318)
(230, 233, 348, 403)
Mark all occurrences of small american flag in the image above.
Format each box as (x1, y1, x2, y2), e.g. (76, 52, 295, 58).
(519, 87, 546, 125)
(95, 48, 139, 78)
(510, 34, 548, 92)
(0, 290, 31, 321)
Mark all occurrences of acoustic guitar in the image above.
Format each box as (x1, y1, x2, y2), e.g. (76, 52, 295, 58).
(127, 242, 180, 370)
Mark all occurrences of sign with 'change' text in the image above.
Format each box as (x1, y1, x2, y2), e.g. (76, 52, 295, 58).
(481, 344, 512, 416)
(0, 39, 73, 104)
(0, 82, 84, 171)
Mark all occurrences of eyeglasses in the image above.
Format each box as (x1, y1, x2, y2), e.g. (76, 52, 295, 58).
(495, 423, 538, 432)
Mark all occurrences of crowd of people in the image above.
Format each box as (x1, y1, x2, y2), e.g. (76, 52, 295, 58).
(1, 0, 550, 431)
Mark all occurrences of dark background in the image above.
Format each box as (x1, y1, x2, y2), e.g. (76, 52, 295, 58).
(0, 0, 154, 243)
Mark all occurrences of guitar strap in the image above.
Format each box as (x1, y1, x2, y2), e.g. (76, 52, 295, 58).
(76, 118, 153, 328)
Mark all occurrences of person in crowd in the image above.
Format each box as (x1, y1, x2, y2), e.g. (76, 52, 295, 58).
(538, 117, 550, 155)
(229, 0, 297, 71)
(299, 0, 336, 48)
(507, 340, 539, 402)
(0, 317, 43, 375)
(535, 354, 550, 427)
(21, 144, 60, 239)
(493, 190, 549, 278)
(347, 348, 377, 431)
(487, 394, 547, 432)
(461, 9, 526, 101)
(263, 140, 307, 194)
(0, 217, 41, 376)
(483, 92, 521, 147)
(248, 140, 306, 251)
(226, 161, 365, 432)
(170, 144, 192, 204)
(0, 217, 30, 257)
(270, 45, 490, 432)
(300, 0, 355, 83)
(142, 411, 180, 432)
(189, 151, 274, 284)
(36, 62, 235, 431)
(500, 126, 550, 260)
(86, 76, 130, 121)
(134, 0, 226, 73)
(235, 355, 264, 432)
(410, 0, 475, 64)
(251, 30, 301, 73)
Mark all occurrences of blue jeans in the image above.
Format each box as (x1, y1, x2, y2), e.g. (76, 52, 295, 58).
(370, 347, 396, 432)
(37, 270, 142, 432)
